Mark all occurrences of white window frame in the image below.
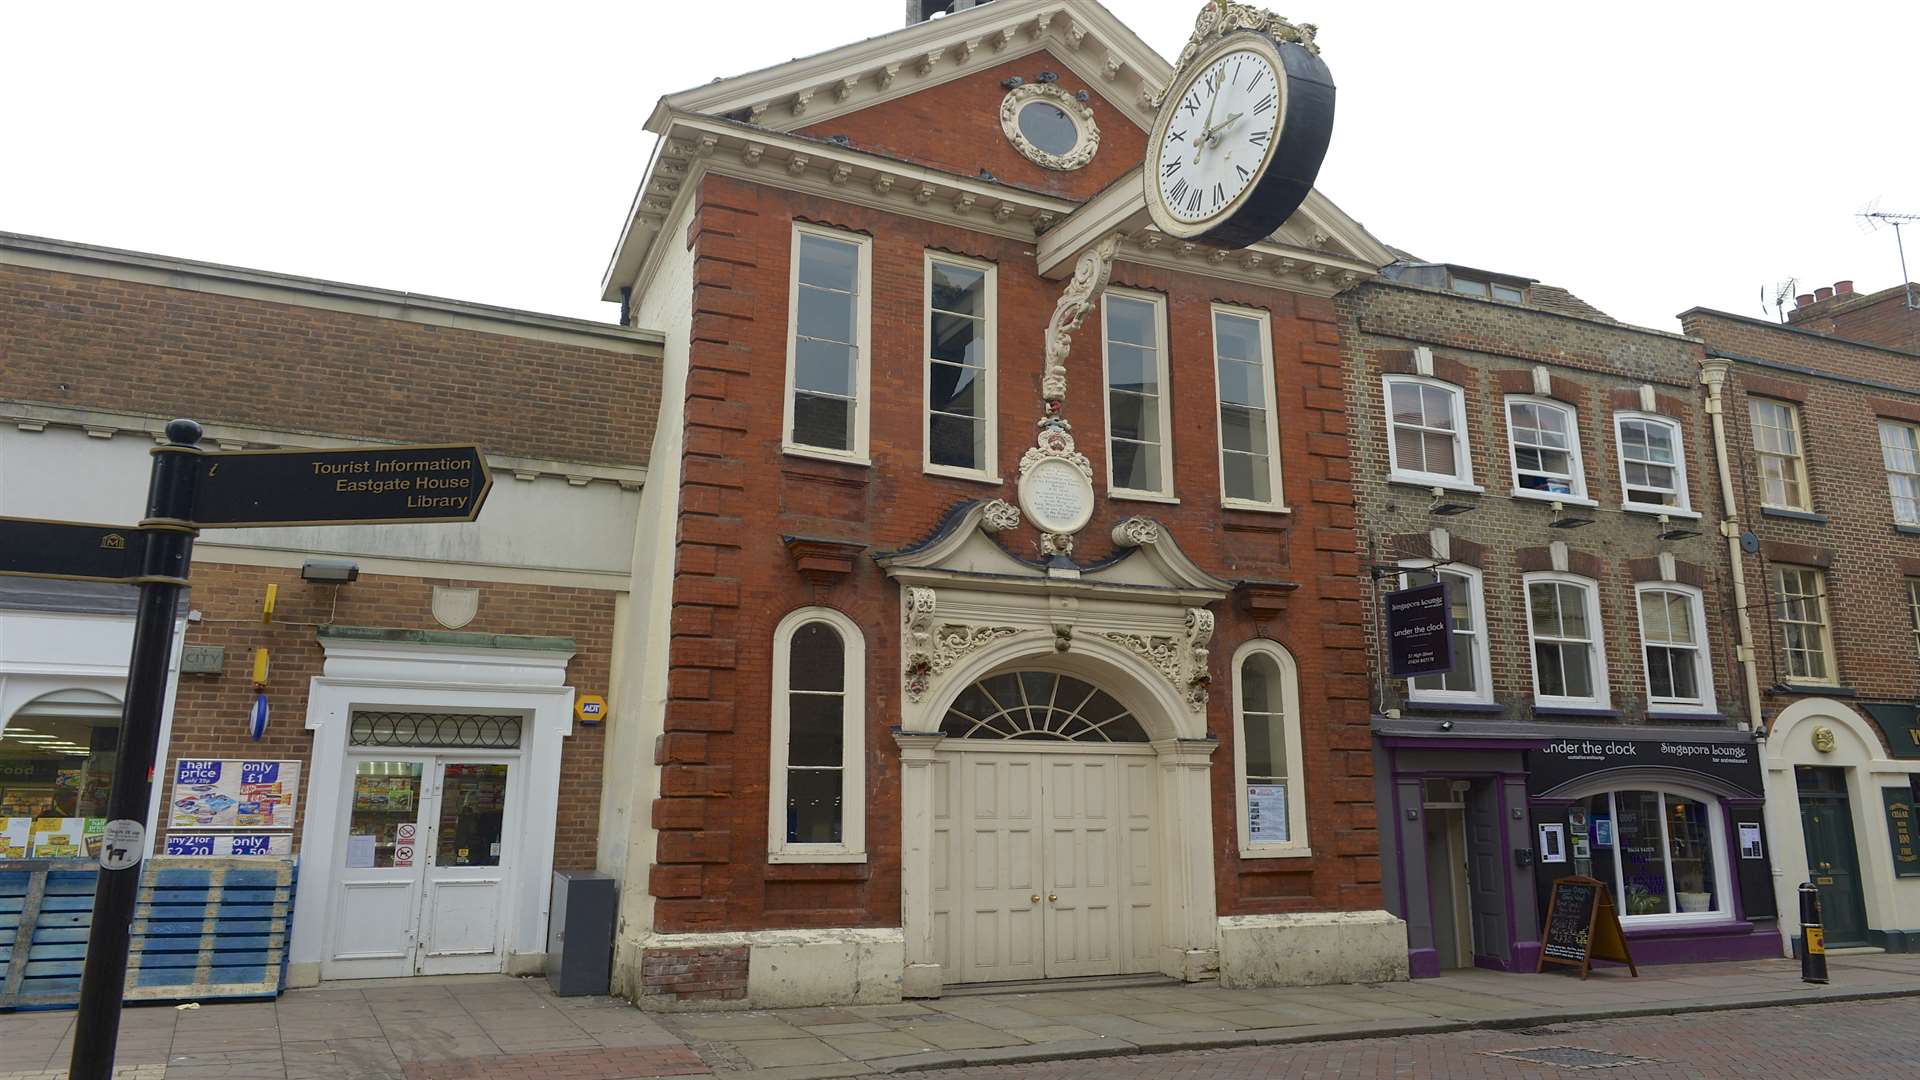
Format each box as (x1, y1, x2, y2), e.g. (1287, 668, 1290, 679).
(922, 251, 999, 482)
(1773, 565, 1837, 686)
(1749, 397, 1809, 511)
(1101, 288, 1175, 501)
(1504, 395, 1591, 504)
(1559, 782, 1735, 929)
(1522, 572, 1610, 709)
(1908, 578, 1920, 660)
(1211, 303, 1287, 512)
(1397, 561, 1494, 705)
(1232, 640, 1309, 859)
(782, 222, 873, 464)
(1382, 374, 1479, 491)
(1634, 583, 1716, 713)
(1614, 412, 1697, 518)
(1879, 419, 1920, 526)
(768, 607, 867, 863)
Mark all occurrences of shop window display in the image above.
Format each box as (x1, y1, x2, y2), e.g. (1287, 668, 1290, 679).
(1, 699, 119, 860)
(1579, 788, 1720, 919)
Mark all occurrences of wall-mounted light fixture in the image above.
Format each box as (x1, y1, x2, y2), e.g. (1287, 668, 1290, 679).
(1656, 514, 1702, 541)
(1428, 486, 1476, 517)
(1547, 500, 1594, 529)
(300, 559, 359, 583)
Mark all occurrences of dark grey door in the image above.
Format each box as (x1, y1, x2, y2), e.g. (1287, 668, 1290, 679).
(1797, 767, 1870, 947)
(1464, 781, 1510, 967)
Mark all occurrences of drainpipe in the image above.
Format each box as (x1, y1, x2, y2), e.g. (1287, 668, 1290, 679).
(1701, 358, 1766, 734)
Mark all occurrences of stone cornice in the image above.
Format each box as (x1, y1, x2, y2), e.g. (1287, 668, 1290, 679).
(617, 116, 1382, 303)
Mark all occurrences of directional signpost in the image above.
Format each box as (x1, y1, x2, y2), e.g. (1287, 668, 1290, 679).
(0, 420, 490, 1080)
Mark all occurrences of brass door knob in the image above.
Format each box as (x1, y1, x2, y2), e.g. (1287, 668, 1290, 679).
(1030, 895, 1041, 904)
(1048, 894, 1058, 902)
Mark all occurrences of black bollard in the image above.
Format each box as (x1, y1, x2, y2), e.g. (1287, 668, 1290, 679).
(1799, 881, 1828, 984)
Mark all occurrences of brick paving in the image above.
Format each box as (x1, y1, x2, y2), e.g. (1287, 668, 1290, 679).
(908, 996, 1920, 1078)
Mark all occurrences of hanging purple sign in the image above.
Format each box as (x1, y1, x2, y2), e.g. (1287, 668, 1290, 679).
(1386, 581, 1453, 677)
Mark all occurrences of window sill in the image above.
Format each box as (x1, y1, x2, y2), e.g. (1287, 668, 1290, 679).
(1238, 844, 1313, 860)
(1895, 524, 1920, 537)
(1403, 699, 1503, 713)
(1773, 683, 1855, 698)
(1531, 704, 1621, 718)
(1111, 490, 1180, 505)
(1222, 499, 1292, 515)
(1760, 506, 1828, 524)
(783, 445, 871, 468)
(1389, 474, 1484, 495)
(1623, 503, 1701, 520)
(924, 465, 1003, 485)
(767, 850, 868, 865)
(1511, 489, 1597, 508)
(1647, 709, 1729, 723)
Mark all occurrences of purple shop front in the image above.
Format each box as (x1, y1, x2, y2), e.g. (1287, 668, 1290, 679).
(1375, 718, 1781, 979)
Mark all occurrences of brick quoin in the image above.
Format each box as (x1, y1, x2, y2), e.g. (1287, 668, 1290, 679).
(648, 171, 1380, 937)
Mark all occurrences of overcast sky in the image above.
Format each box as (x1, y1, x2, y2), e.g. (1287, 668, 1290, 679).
(3, 2, 1914, 333)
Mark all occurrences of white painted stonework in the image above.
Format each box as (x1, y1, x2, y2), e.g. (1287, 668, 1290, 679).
(1215, 911, 1411, 988)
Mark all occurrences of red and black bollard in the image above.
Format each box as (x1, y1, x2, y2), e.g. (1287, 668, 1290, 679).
(1799, 881, 1828, 984)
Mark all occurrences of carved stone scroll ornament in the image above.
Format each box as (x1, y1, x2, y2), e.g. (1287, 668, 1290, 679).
(905, 622, 1023, 703)
(1017, 235, 1118, 559)
(979, 499, 1021, 532)
(1111, 516, 1162, 548)
(1100, 606, 1218, 713)
(1159, 2, 1320, 106)
(1184, 608, 1216, 710)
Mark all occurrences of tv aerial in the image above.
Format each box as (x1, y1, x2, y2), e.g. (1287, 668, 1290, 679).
(1858, 200, 1920, 310)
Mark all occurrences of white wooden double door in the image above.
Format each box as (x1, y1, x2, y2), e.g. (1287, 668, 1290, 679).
(934, 746, 1159, 984)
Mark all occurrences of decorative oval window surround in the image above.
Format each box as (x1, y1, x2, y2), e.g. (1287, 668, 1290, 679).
(1000, 83, 1099, 171)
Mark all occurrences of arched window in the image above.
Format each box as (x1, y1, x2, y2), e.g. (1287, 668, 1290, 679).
(768, 608, 865, 863)
(1560, 786, 1730, 925)
(1232, 641, 1308, 858)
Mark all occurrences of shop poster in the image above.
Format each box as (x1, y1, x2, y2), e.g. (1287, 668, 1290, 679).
(169, 759, 300, 830)
(164, 833, 292, 856)
(0, 817, 104, 859)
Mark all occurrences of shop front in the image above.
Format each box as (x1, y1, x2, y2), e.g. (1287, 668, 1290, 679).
(1527, 726, 1779, 964)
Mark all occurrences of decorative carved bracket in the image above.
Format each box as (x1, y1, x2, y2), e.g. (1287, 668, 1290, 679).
(901, 586, 1027, 703)
(1101, 606, 1216, 713)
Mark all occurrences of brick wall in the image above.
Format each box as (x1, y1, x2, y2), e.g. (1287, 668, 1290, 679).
(1684, 310, 1920, 724)
(0, 262, 659, 465)
(797, 50, 1147, 204)
(167, 561, 617, 870)
(1343, 283, 1742, 725)
(647, 171, 1380, 937)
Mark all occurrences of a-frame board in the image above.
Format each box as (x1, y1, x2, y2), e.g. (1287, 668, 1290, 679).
(1537, 875, 1638, 979)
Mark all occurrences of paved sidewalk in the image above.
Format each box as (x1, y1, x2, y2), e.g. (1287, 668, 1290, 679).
(654, 952, 1920, 1077)
(2, 953, 1917, 1079)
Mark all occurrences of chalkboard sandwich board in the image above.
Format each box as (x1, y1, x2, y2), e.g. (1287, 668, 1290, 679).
(1537, 874, 1638, 979)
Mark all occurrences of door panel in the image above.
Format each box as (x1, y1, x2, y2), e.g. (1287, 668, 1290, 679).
(955, 755, 1045, 983)
(1464, 781, 1510, 967)
(1120, 760, 1157, 968)
(1044, 758, 1119, 977)
(324, 759, 428, 980)
(418, 761, 513, 975)
(1798, 786, 1870, 947)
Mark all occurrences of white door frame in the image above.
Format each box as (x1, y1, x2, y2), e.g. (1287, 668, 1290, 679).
(897, 635, 1217, 997)
(290, 634, 575, 986)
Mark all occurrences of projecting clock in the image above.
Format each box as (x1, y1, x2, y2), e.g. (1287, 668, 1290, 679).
(1143, 11, 1335, 250)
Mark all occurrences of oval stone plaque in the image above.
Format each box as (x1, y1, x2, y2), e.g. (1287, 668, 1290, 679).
(1019, 457, 1095, 536)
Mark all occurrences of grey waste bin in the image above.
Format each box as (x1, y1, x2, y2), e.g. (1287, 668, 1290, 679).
(547, 870, 616, 996)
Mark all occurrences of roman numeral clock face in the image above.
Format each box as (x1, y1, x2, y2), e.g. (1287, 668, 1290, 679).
(1155, 51, 1281, 224)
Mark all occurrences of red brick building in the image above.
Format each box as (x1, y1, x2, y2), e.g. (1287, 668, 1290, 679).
(596, 0, 1410, 1008)
(1681, 284, 1920, 955)
(0, 232, 660, 985)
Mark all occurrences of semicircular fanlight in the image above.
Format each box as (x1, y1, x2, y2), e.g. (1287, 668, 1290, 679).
(939, 672, 1148, 742)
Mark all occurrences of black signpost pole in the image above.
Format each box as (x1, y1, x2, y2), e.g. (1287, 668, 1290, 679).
(69, 419, 203, 1080)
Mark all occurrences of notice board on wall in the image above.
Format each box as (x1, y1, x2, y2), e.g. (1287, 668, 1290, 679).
(167, 759, 300, 830)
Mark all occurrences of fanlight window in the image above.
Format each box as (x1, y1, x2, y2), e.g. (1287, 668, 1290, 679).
(940, 672, 1148, 742)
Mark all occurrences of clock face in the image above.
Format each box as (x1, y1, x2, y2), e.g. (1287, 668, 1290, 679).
(1153, 49, 1282, 225)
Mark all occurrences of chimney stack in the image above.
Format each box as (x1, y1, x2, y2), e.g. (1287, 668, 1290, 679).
(1795, 293, 1816, 309)
(1834, 279, 1854, 297)
(1815, 286, 1834, 302)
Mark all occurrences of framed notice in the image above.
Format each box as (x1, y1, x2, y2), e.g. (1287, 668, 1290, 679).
(1739, 821, 1764, 860)
(1537, 823, 1567, 863)
(1247, 783, 1290, 844)
(168, 759, 301, 831)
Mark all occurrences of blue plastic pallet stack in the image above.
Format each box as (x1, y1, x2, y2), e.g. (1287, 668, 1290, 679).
(0, 857, 295, 1010)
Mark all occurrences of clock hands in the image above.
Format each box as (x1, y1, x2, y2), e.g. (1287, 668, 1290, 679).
(1202, 111, 1244, 148)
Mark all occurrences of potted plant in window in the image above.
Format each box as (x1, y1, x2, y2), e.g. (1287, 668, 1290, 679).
(1676, 863, 1711, 913)
(1625, 882, 1666, 916)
